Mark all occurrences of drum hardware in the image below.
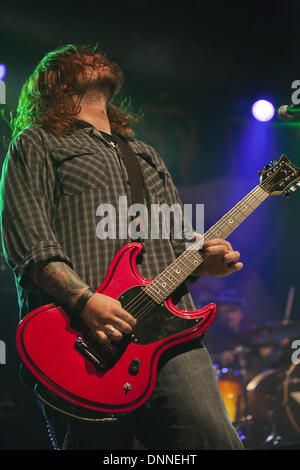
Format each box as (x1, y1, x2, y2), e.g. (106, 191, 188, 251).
(237, 321, 300, 348)
(246, 363, 300, 448)
(214, 318, 300, 448)
(235, 346, 251, 421)
(214, 346, 251, 424)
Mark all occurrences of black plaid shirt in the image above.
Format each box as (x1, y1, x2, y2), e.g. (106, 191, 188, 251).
(0, 122, 198, 320)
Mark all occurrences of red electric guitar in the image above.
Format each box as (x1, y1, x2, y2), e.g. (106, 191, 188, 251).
(16, 156, 300, 420)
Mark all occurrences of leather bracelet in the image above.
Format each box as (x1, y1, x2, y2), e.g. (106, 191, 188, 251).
(71, 287, 96, 318)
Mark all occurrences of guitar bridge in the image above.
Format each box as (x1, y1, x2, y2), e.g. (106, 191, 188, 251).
(75, 337, 107, 371)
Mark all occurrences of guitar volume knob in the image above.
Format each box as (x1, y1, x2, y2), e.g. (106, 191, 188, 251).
(123, 382, 132, 392)
(129, 358, 141, 375)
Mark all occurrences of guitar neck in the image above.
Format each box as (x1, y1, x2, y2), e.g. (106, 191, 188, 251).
(145, 184, 269, 304)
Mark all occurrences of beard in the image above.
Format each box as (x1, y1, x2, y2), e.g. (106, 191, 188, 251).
(73, 60, 123, 101)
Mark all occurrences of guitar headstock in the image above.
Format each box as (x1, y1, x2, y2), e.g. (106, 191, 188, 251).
(259, 155, 300, 196)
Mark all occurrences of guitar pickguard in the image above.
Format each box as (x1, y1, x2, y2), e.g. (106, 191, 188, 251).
(118, 286, 200, 345)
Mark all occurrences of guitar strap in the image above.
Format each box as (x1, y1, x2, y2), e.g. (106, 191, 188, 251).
(112, 132, 145, 246)
(112, 132, 145, 207)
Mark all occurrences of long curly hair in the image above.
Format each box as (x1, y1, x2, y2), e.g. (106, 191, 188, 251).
(11, 44, 140, 139)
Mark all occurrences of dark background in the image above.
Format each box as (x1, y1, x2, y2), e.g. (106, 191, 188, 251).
(0, 0, 300, 449)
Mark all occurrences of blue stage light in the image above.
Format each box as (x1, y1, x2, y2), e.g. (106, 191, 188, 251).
(252, 99, 275, 122)
(0, 64, 6, 81)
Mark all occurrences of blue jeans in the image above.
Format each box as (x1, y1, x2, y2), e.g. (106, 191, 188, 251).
(39, 342, 243, 450)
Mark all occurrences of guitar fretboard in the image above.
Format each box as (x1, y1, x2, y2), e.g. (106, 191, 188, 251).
(145, 185, 269, 304)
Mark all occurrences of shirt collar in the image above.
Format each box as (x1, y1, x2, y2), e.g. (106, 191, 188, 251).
(75, 119, 94, 130)
(74, 119, 132, 145)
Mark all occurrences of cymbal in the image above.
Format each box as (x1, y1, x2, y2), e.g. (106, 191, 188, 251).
(237, 321, 300, 347)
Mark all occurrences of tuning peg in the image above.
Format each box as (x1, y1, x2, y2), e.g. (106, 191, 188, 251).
(296, 182, 300, 188)
(258, 169, 264, 176)
(264, 164, 272, 171)
(284, 190, 291, 198)
(289, 186, 296, 192)
(271, 160, 277, 165)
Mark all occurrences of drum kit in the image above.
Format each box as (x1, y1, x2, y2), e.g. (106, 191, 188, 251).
(214, 321, 300, 449)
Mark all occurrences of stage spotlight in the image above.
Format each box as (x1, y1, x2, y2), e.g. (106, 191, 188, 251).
(0, 64, 7, 80)
(252, 99, 275, 122)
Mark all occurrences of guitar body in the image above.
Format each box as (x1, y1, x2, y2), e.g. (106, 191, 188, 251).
(17, 242, 216, 416)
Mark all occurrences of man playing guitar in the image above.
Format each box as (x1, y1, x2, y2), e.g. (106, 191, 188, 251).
(0, 44, 243, 450)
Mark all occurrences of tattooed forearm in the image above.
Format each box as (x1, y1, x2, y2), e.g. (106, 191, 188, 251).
(30, 261, 90, 308)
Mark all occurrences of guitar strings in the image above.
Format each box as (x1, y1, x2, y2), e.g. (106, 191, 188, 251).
(99, 174, 276, 352)
(112, 185, 270, 319)
(120, 181, 272, 321)
(119, 181, 272, 319)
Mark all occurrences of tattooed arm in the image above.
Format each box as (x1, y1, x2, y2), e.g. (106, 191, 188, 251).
(30, 261, 136, 344)
(30, 261, 91, 310)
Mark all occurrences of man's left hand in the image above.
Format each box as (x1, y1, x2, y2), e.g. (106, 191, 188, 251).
(192, 235, 243, 278)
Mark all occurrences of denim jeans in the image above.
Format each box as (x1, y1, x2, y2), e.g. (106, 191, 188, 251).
(38, 342, 243, 450)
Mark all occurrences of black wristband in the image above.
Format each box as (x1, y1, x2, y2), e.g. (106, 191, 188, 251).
(71, 287, 96, 318)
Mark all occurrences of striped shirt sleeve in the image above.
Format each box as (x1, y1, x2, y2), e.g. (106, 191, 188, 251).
(0, 130, 73, 290)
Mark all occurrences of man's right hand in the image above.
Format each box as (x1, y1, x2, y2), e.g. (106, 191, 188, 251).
(29, 261, 137, 345)
(80, 292, 137, 344)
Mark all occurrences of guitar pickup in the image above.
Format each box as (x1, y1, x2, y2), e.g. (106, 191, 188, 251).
(75, 337, 107, 371)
